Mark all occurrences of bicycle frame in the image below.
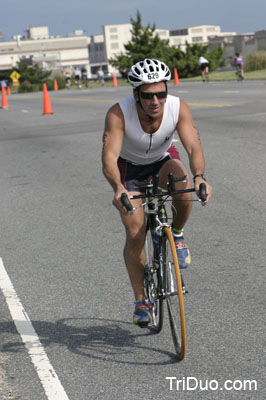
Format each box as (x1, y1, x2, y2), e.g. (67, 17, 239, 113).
(145, 191, 188, 299)
(146, 195, 168, 288)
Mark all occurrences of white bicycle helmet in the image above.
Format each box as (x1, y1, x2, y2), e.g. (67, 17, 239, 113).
(128, 58, 171, 87)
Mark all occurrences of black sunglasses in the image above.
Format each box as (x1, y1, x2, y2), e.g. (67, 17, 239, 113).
(139, 91, 167, 100)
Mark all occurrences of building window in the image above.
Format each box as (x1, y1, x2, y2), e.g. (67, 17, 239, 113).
(110, 35, 118, 40)
(94, 43, 103, 51)
(173, 38, 182, 44)
(109, 27, 117, 33)
(191, 28, 203, 34)
(111, 43, 119, 49)
(192, 36, 203, 42)
(170, 29, 188, 36)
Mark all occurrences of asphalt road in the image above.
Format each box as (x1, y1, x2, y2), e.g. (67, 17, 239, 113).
(0, 80, 266, 399)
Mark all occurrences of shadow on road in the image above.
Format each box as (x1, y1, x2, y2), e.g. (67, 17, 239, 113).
(0, 317, 179, 366)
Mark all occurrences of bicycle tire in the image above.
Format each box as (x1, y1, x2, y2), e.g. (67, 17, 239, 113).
(144, 228, 163, 333)
(163, 226, 186, 360)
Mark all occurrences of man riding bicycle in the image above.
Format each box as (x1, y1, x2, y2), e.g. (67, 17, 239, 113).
(234, 53, 244, 80)
(102, 59, 212, 327)
(198, 56, 209, 82)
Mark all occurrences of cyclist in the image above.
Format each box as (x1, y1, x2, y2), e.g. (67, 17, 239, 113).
(81, 67, 88, 88)
(65, 72, 71, 89)
(198, 56, 209, 82)
(234, 53, 244, 80)
(73, 67, 81, 88)
(102, 59, 212, 327)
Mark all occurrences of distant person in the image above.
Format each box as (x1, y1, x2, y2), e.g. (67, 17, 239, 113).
(234, 53, 244, 80)
(81, 67, 88, 88)
(0, 79, 7, 89)
(97, 69, 105, 86)
(198, 56, 209, 82)
(73, 68, 81, 88)
(65, 72, 71, 89)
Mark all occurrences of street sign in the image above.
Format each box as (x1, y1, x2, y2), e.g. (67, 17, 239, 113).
(10, 71, 21, 86)
(10, 71, 20, 81)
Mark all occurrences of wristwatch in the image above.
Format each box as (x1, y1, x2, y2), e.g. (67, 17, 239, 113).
(193, 174, 207, 183)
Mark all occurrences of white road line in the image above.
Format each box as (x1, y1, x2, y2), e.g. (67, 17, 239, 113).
(0, 258, 70, 400)
(224, 91, 239, 93)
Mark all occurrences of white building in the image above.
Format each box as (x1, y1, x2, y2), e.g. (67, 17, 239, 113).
(4, 23, 260, 77)
(88, 24, 230, 74)
(103, 24, 132, 74)
(0, 26, 91, 76)
(169, 25, 237, 51)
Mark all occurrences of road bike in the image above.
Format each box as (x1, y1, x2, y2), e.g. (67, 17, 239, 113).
(236, 65, 244, 81)
(121, 173, 206, 360)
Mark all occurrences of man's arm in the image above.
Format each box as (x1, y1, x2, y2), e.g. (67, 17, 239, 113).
(102, 103, 129, 212)
(177, 99, 212, 201)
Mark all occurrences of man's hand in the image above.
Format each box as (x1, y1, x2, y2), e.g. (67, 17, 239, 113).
(194, 177, 212, 203)
(112, 186, 131, 214)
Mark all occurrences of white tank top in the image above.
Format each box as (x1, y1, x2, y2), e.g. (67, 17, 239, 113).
(119, 95, 180, 165)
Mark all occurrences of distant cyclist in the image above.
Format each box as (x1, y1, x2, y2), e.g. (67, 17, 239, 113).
(102, 58, 212, 327)
(234, 53, 244, 81)
(73, 68, 81, 88)
(198, 56, 209, 82)
(97, 69, 105, 86)
(81, 67, 88, 88)
(65, 72, 71, 89)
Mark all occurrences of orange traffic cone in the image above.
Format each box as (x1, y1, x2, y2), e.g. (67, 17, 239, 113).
(42, 83, 54, 115)
(113, 73, 118, 87)
(1, 86, 9, 109)
(174, 68, 180, 86)
(53, 79, 58, 91)
(7, 86, 11, 95)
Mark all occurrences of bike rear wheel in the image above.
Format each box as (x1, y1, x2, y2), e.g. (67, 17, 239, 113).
(144, 228, 163, 333)
(163, 226, 186, 360)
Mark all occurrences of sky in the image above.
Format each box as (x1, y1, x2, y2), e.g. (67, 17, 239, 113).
(1, 0, 265, 40)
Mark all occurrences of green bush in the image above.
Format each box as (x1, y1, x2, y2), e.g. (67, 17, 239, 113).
(245, 51, 266, 72)
(45, 79, 54, 91)
(46, 74, 66, 90)
(18, 80, 41, 93)
(54, 74, 66, 89)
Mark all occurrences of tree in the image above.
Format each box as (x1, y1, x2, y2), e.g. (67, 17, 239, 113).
(109, 11, 171, 77)
(173, 43, 224, 78)
(10, 61, 51, 92)
(15, 61, 51, 85)
(109, 10, 224, 79)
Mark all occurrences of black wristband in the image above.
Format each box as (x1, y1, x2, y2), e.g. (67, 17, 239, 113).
(193, 174, 206, 183)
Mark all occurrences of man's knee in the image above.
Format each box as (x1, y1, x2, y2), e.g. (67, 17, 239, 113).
(125, 223, 146, 244)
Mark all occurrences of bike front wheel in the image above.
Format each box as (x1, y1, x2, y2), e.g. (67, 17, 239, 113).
(163, 226, 186, 360)
(144, 228, 163, 333)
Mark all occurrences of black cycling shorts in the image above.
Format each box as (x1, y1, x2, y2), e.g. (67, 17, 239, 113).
(118, 145, 180, 193)
(200, 63, 209, 71)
